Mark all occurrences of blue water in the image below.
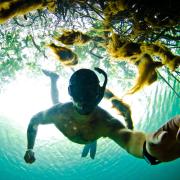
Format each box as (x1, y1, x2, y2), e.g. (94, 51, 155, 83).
(0, 74, 179, 180)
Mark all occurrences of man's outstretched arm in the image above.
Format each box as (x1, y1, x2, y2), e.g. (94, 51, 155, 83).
(24, 112, 43, 164)
(24, 111, 54, 164)
(108, 126, 146, 159)
(27, 113, 43, 150)
(108, 115, 180, 164)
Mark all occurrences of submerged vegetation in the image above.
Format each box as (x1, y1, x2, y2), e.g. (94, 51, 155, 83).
(0, 0, 179, 95)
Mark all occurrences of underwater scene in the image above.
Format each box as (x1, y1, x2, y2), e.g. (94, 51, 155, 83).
(0, 1, 179, 180)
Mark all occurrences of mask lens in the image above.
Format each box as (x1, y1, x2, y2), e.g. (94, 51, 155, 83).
(71, 85, 99, 102)
(71, 85, 99, 114)
(75, 101, 96, 115)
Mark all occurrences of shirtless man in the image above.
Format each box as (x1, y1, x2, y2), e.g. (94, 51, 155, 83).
(24, 68, 180, 165)
(40, 69, 133, 159)
(42, 69, 98, 159)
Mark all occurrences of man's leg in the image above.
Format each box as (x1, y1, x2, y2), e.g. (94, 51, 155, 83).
(82, 141, 97, 159)
(42, 69, 60, 105)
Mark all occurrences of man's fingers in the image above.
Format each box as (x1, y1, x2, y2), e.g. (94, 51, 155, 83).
(157, 131, 168, 144)
(149, 131, 168, 145)
(29, 157, 35, 164)
(24, 156, 35, 164)
(24, 151, 36, 164)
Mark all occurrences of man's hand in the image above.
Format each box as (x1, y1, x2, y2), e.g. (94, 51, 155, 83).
(24, 150, 36, 164)
(146, 115, 180, 162)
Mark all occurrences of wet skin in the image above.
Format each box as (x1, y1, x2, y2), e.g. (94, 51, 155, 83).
(42, 102, 124, 144)
(24, 103, 180, 164)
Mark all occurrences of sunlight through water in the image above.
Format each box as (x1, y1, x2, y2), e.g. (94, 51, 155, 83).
(0, 71, 179, 180)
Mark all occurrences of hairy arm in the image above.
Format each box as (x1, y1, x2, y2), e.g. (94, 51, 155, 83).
(108, 116, 180, 162)
(26, 105, 60, 150)
(111, 129, 146, 158)
(107, 118, 145, 158)
(27, 112, 45, 150)
(24, 108, 55, 164)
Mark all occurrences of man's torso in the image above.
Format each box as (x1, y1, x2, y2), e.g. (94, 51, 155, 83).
(43, 102, 125, 144)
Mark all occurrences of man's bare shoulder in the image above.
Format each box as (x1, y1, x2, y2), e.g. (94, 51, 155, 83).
(30, 103, 74, 125)
(94, 106, 126, 132)
(47, 102, 73, 111)
(44, 102, 73, 117)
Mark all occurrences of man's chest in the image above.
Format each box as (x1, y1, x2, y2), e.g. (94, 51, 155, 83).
(55, 119, 102, 144)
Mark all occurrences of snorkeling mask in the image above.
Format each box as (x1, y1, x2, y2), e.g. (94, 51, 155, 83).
(68, 68, 107, 115)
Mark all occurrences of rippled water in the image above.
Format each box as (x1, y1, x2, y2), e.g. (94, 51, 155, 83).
(0, 75, 179, 180)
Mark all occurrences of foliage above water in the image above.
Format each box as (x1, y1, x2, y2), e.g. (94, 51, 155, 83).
(0, 0, 179, 95)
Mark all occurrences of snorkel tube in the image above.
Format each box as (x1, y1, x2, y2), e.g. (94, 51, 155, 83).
(94, 67, 108, 104)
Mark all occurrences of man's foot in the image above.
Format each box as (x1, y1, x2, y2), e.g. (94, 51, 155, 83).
(42, 69, 59, 80)
(81, 140, 97, 159)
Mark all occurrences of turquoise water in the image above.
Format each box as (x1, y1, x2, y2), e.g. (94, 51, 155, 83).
(0, 75, 179, 180)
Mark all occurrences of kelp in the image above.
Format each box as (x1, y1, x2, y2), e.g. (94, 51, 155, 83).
(107, 33, 180, 70)
(141, 43, 180, 71)
(104, 89, 134, 129)
(103, 0, 180, 38)
(0, 0, 179, 95)
(0, 0, 179, 40)
(103, 0, 128, 27)
(48, 43, 78, 66)
(48, 30, 90, 67)
(107, 33, 141, 64)
(107, 32, 180, 93)
(104, 0, 127, 15)
(0, 0, 56, 24)
(51, 29, 179, 94)
(128, 54, 163, 94)
(55, 30, 91, 45)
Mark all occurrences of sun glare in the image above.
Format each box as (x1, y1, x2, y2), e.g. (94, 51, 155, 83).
(0, 73, 71, 138)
